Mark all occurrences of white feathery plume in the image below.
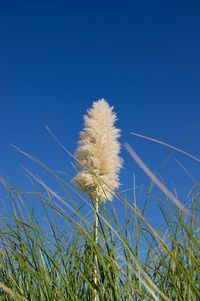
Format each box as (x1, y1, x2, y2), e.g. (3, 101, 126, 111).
(73, 98, 123, 202)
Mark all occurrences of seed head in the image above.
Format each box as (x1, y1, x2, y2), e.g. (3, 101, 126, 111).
(73, 99, 123, 202)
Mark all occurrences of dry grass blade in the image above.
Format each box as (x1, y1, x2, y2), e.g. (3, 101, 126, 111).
(124, 143, 196, 221)
(0, 283, 28, 301)
(131, 131, 200, 163)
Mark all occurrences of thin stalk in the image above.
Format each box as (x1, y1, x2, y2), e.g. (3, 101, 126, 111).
(93, 198, 99, 301)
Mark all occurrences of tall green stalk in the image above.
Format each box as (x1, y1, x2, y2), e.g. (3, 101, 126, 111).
(93, 198, 99, 301)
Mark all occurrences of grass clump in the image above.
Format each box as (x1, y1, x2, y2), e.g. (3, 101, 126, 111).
(0, 169, 199, 301)
(0, 100, 199, 300)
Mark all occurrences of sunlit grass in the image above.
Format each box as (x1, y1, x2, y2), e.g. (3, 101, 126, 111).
(0, 150, 199, 300)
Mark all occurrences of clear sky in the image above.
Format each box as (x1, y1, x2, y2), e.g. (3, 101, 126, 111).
(1, 1, 200, 223)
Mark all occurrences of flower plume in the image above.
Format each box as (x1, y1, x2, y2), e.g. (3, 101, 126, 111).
(73, 99, 123, 202)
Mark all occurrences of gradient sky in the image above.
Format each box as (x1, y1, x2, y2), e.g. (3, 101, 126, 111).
(1, 1, 200, 224)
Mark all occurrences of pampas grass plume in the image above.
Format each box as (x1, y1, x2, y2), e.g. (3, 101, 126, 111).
(73, 99, 123, 202)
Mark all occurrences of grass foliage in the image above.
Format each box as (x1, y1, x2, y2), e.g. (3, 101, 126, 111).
(0, 154, 199, 301)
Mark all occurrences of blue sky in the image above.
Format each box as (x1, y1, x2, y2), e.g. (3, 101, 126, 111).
(1, 1, 200, 223)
